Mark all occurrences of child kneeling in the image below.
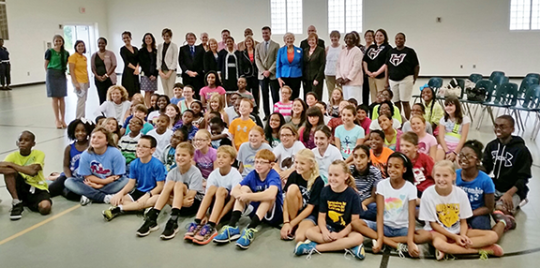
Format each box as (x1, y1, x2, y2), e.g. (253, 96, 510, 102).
(294, 160, 365, 260)
(136, 142, 204, 240)
(213, 149, 283, 249)
(184, 145, 243, 244)
(102, 136, 166, 221)
(419, 160, 503, 260)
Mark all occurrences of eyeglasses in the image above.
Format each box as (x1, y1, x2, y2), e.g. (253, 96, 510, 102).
(136, 145, 151, 149)
(458, 153, 476, 161)
(254, 160, 271, 165)
(280, 133, 294, 137)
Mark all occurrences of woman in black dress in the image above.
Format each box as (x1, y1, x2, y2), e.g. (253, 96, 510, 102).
(120, 31, 140, 99)
(138, 33, 158, 107)
(217, 36, 240, 93)
(91, 37, 117, 105)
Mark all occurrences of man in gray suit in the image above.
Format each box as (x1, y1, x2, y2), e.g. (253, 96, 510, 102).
(255, 26, 280, 120)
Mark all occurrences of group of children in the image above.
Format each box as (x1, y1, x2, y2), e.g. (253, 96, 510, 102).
(0, 77, 532, 262)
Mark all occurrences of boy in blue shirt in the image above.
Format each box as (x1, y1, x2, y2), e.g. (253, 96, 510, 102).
(214, 149, 283, 249)
(170, 83, 185, 105)
(0, 131, 51, 220)
(102, 135, 167, 221)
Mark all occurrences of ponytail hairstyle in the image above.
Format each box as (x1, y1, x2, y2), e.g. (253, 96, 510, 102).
(422, 87, 436, 122)
(462, 139, 484, 163)
(386, 152, 414, 184)
(295, 149, 320, 190)
(330, 160, 357, 190)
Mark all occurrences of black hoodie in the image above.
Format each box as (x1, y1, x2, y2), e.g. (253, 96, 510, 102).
(482, 136, 532, 200)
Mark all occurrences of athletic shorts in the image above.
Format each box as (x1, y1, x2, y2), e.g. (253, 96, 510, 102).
(128, 189, 147, 202)
(16, 174, 52, 211)
(248, 199, 283, 226)
(364, 220, 408, 237)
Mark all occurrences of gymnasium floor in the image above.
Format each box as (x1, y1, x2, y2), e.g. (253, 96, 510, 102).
(0, 79, 539, 268)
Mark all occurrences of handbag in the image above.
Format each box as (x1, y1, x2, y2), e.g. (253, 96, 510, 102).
(466, 86, 487, 102)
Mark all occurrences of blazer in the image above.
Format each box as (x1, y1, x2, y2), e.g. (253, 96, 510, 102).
(302, 46, 325, 83)
(178, 44, 205, 75)
(300, 38, 325, 51)
(91, 50, 117, 84)
(156, 42, 178, 72)
(239, 49, 258, 78)
(255, 40, 280, 80)
(276, 45, 303, 79)
(203, 50, 219, 74)
(138, 47, 158, 77)
(336, 46, 363, 86)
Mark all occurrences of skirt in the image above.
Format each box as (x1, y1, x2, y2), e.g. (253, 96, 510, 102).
(141, 75, 157, 92)
(46, 69, 67, 98)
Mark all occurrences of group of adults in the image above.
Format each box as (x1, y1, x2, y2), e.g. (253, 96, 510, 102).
(43, 25, 419, 128)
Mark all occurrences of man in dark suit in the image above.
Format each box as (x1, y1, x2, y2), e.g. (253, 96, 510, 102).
(179, 32, 205, 99)
(300, 25, 325, 51)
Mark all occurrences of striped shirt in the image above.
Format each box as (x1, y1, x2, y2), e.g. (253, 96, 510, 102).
(118, 133, 141, 164)
(273, 101, 293, 118)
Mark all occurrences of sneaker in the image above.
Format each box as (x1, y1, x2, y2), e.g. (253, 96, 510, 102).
(160, 219, 179, 240)
(345, 244, 366, 260)
(102, 207, 121, 221)
(236, 228, 258, 249)
(213, 225, 241, 243)
(136, 219, 158, 237)
(184, 222, 202, 241)
(435, 249, 445, 261)
(294, 240, 320, 259)
(103, 195, 113, 204)
(284, 234, 295, 241)
(10, 202, 24, 220)
(396, 243, 409, 258)
(193, 224, 218, 245)
(493, 211, 516, 231)
(80, 196, 92, 206)
(479, 244, 504, 260)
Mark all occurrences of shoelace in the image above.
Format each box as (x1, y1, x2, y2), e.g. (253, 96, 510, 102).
(396, 244, 408, 258)
(343, 248, 354, 260)
(243, 228, 258, 240)
(478, 250, 490, 260)
(306, 248, 321, 260)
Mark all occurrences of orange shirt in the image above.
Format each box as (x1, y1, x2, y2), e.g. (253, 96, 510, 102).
(287, 50, 294, 63)
(229, 117, 256, 150)
(370, 147, 394, 178)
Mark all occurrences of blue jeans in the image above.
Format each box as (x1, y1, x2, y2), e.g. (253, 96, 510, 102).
(65, 176, 128, 202)
(360, 202, 377, 221)
(364, 220, 409, 237)
(467, 215, 491, 230)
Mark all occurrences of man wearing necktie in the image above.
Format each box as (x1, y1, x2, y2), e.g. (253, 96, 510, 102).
(255, 26, 280, 120)
(179, 32, 204, 99)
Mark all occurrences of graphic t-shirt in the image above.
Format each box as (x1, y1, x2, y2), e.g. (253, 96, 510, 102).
(240, 169, 283, 208)
(284, 171, 325, 217)
(417, 134, 437, 155)
(386, 46, 419, 81)
(78, 147, 126, 179)
(200, 86, 226, 101)
(319, 186, 361, 231)
(129, 157, 167, 192)
(411, 153, 435, 193)
(439, 116, 471, 144)
(206, 167, 243, 192)
(456, 169, 495, 211)
(4, 150, 48, 191)
(194, 147, 217, 179)
(351, 165, 382, 202)
(335, 125, 365, 159)
(419, 185, 473, 234)
(376, 179, 417, 229)
(370, 147, 394, 178)
(229, 118, 256, 150)
(273, 141, 306, 170)
(363, 43, 392, 79)
(161, 145, 176, 172)
(237, 142, 273, 177)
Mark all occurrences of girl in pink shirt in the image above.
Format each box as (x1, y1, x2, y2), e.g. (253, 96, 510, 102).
(200, 71, 226, 107)
(273, 85, 293, 119)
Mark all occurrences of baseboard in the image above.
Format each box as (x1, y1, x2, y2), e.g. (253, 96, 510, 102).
(418, 75, 526, 80)
(11, 81, 46, 88)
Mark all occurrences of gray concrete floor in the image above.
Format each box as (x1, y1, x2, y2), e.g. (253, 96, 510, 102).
(0, 79, 539, 267)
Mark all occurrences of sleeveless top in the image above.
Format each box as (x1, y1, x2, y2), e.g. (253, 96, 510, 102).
(65, 143, 85, 177)
(324, 46, 341, 76)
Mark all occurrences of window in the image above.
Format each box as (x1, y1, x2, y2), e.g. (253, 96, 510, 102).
(0, 0, 7, 40)
(271, 0, 303, 34)
(510, 0, 540, 30)
(328, 0, 362, 33)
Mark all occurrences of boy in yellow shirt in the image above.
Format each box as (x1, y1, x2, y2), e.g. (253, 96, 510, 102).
(229, 97, 256, 150)
(0, 131, 51, 220)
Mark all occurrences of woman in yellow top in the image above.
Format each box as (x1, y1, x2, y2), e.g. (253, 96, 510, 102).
(68, 40, 89, 119)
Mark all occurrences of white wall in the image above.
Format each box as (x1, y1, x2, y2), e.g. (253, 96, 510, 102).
(6, 0, 108, 85)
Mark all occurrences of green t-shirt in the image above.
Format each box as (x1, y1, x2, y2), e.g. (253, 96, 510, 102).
(45, 48, 69, 71)
(4, 150, 48, 191)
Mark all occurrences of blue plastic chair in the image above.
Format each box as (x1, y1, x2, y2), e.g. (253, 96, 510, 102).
(517, 76, 539, 100)
(492, 76, 509, 89)
(413, 77, 443, 103)
(463, 80, 493, 122)
(489, 71, 505, 81)
(469, 73, 483, 83)
(476, 82, 518, 129)
(512, 85, 540, 133)
(526, 73, 540, 80)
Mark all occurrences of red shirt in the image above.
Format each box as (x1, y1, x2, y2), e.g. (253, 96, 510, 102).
(359, 118, 371, 135)
(411, 153, 435, 193)
(328, 117, 343, 137)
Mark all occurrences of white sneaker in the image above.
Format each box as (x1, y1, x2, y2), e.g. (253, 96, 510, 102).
(80, 196, 92, 206)
(103, 195, 113, 204)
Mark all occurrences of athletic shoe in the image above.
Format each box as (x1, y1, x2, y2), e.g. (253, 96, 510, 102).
(493, 211, 516, 231)
(396, 243, 409, 258)
(136, 219, 158, 237)
(435, 249, 445, 261)
(505, 214, 516, 230)
(102, 207, 121, 221)
(193, 224, 218, 245)
(213, 225, 241, 243)
(345, 244, 366, 260)
(184, 222, 202, 240)
(80, 196, 92, 206)
(10, 202, 24, 220)
(294, 240, 320, 259)
(284, 234, 295, 241)
(103, 194, 113, 204)
(160, 219, 179, 240)
(479, 244, 504, 260)
(236, 228, 258, 249)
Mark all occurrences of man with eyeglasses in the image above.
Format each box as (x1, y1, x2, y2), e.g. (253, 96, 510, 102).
(482, 115, 532, 234)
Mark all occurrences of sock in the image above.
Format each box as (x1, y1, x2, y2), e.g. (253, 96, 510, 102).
(170, 208, 181, 221)
(228, 210, 242, 227)
(247, 215, 262, 229)
(147, 208, 160, 221)
(12, 199, 21, 205)
(208, 221, 216, 228)
(194, 218, 202, 225)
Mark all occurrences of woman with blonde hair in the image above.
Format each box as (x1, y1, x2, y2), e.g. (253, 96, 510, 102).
(281, 149, 325, 243)
(203, 38, 219, 74)
(95, 85, 132, 123)
(276, 32, 303, 99)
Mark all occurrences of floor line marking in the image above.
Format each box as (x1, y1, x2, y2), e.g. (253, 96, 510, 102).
(0, 204, 81, 246)
(379, 250, 390, 268)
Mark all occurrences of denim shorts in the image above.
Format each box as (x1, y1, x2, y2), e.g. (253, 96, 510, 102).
(364, 220, 409, 237)
(303, 214, 317, 225)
